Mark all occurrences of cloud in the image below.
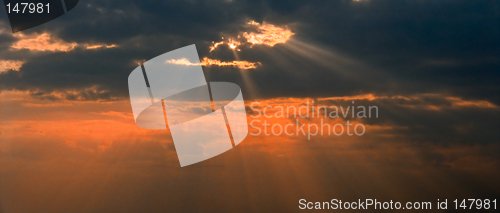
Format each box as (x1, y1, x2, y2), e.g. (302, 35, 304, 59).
(11, 32, 78, 52)
(0, 1, 499, 211)
(319, 94, 499, 110)
(29, 86, 123, 101)
(84, 44, 118, 50)
(201, 57, 260, 69)
(10, 32, 119, 52)
(1, 90, 499, 212)
(0, 60, 24, 73)
(166, 57, 260, 69)
(165, 58, 199, 66)
(208, 20, 295, 51)
(243, 21, 294, 46)
(247, 94, 500, 144)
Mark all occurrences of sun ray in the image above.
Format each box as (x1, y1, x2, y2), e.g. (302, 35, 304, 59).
(231, 49, 259, 99)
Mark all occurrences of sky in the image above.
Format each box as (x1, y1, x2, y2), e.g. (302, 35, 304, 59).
(0, 0, 499, 212)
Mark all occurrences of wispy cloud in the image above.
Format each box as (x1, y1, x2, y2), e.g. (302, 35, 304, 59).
(208, 20, 294, 51)
(10, 32, 118, 52)
(243, 21, 294, 47)
(165, 57, 260, 69)
(0, 60, 25, 73)
(165, 58, 199, 66)
(201, 57, 260, 69)
(84, 44, 118, 50)
(11, 33, 78, 52)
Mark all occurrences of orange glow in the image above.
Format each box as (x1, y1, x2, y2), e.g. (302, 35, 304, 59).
(165, 57, 260, 69)
(1, 90, 499, 212)
(165, 58, 199, 66)
(0, 92, 495, 147)
(0, 60, 25, 73)
(133, 59, 147, 66)
(11, 32, 118, 52)
(0, 92, 496, 156)
(200, 57, 260, 69)
(227, 38, 241, 49)
(85, 44, 118, 50)
(209, 41, 224, 52)
(243, 21, 294, 47)
(11, 33, 78, 52)
(319, 94, 379, 101)
(208, 39, 241, 51)
(1, 91, 499, 178)
(209, 20, 294, 52)
(446, 97, 497, 108)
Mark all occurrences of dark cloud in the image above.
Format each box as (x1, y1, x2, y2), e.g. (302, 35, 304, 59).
(316, 95, 500, 145)
(1, 0, 498, 103)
